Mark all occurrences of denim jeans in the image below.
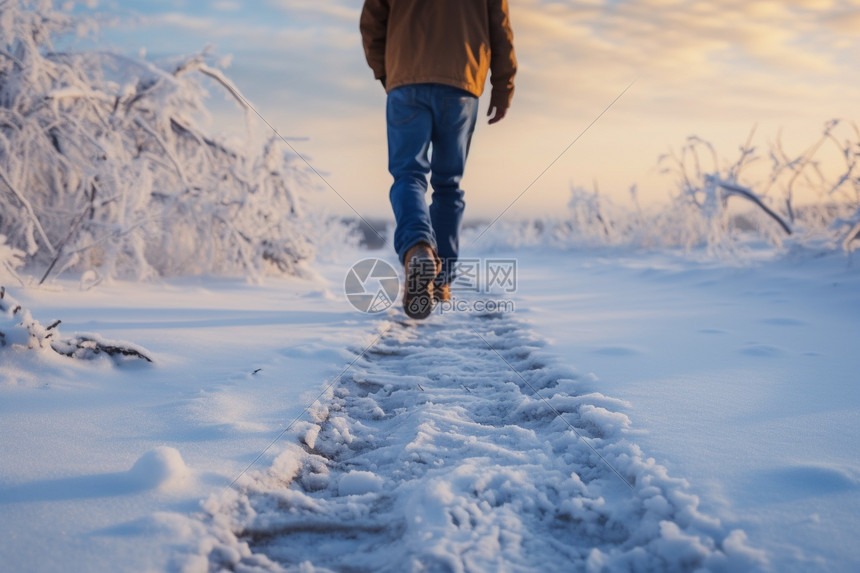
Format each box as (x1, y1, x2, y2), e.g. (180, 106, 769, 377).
(387, 83, 479, 285)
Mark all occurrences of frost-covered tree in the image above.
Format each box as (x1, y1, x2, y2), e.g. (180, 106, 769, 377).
(0, 0, 322, 283)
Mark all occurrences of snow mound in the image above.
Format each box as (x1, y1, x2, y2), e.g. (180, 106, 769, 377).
(128, 447, 191, 491)
(338, 470, 384, 496)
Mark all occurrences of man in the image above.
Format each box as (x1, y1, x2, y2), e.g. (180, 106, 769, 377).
(360, 0, 517, 319)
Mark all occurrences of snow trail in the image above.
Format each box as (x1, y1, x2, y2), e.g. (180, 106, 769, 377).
(197, 310, 766, 572)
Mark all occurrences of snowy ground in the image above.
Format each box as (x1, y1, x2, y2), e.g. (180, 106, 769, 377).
(513, 245, 860, 572)
(1, 244, 858, 571)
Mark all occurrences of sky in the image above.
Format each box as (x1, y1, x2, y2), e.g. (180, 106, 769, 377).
(67, 0, 860, 220)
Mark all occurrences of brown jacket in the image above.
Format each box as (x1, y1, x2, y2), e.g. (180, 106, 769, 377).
(360, 0, 517, 108)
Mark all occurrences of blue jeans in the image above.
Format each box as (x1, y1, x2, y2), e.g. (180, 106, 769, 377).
(387, 83, 479, 285)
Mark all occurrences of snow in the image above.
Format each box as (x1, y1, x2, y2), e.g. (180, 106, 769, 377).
(512, 245, 860, 572)
(0, 272, 369, 572)
(1, 0, 326, 285)
(337, 471, 384, 497)
(127, 447, 192, 491)
(2, 243, 858, 571)
(2, 2, 858, 569)
(195, 307, 764, 571)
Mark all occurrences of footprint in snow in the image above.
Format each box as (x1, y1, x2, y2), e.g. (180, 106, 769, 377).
(194, 311, 767, 573)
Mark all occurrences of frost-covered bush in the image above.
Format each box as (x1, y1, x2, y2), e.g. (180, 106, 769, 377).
(655, 122, 860, 253)
(832, 206, 860, 253)
(0, 286, 152, 364)
(0, 0, 321, 283)
(563, 185, 712, 250)
(471, 122, 860, 257)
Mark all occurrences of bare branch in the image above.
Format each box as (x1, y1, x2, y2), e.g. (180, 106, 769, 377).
(708, 176, 792, 235)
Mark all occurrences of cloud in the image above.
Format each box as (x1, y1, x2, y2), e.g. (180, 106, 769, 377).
(211, 1, 241, 12)
(92, 0, 860, 215)
(509, 0, 860, 118)
(147, 12, 217, 32)
(825, 7, 860, 32)
(266, 0, 360, 24)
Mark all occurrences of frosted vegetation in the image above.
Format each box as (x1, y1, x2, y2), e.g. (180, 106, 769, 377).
(1, 0, 859, 287)
(474, 122, 860, 258)
(0, 0, 329, 287)
(0, 285, 152, 364)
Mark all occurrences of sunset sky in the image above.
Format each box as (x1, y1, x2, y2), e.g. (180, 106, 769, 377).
(75, 0, 860, 220)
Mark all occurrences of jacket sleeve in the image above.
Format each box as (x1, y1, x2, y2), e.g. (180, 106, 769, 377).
(488, 0, 517, 107)
(360, 0, 390, 81)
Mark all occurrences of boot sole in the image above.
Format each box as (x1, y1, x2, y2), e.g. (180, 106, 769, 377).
(404, 256, 439, 320)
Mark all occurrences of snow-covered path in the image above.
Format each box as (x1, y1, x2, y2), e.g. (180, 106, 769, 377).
(4, 248, 856, 572)
(198, 310, 764, 572)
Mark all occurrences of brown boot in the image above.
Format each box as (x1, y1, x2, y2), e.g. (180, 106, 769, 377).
(403, 242, 441, 319)
(433, 283, 451, 303)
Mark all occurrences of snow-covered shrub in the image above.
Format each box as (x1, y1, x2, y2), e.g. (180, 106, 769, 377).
(0, 0, 321, 283)
(659, 122, 860, 253)
(565, 185, 626, 246)
(832, 206, 860, 253)
(472, 122, 860, 257)
(0, 286, 152, 364)
(561, 184, 711, 251)
(654, 134, 794, 255)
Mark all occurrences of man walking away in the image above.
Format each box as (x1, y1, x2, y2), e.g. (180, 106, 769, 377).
(360, 0, 517, 319)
